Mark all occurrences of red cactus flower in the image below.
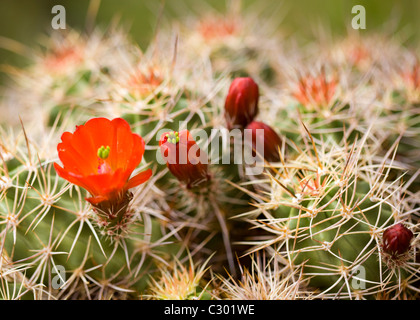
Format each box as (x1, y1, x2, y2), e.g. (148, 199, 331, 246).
(224, 77, 259, 130)
(382, 223, 413, 257)
(54, 117, 152, 207)
(245, 121, 283, 162)
(159, 130, 210, 189)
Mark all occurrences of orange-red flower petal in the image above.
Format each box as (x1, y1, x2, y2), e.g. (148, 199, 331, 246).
(54, 117, 151, 204)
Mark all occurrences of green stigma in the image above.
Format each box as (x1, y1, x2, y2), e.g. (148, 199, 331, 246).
(165, 131, 179, 144)
(97, 145, 111, 159)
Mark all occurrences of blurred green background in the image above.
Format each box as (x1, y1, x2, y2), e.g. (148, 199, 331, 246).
(0, 0, 419, 84)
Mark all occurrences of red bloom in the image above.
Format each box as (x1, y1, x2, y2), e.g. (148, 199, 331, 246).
(54, 117, 152, 205)
(224, 77, 259, 130)
(159, 130, 210, 189)
(382, 223, 413, 257)
(245, 121, 283, 162)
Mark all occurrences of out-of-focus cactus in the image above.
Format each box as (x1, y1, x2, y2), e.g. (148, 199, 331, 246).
(177, 1, 281, 83)
(0, 2, 419, 301)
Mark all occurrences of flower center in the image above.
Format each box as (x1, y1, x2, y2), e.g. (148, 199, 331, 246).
(97, 146, 111, 159)
(164, 132, 179, 144)
(97, 146, 112, 174)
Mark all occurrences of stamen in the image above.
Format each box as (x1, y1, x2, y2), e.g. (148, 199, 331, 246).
(97, 146, 111, 159)
(164, 132, 179, 144)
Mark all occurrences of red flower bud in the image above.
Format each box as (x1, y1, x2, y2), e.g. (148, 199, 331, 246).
(245, 121, 283, 162)
(382, 223, 413, 257)
(159, 130, 210, 189)
(224, 77, 259, 129)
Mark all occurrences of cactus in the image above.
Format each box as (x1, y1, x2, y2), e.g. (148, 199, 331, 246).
(146, 255, 213, 300)
(238, 128, 419, 298)
(216, 253, 310, 300)
(0, 134, 181, 299)
(0, 2, 419, 300)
